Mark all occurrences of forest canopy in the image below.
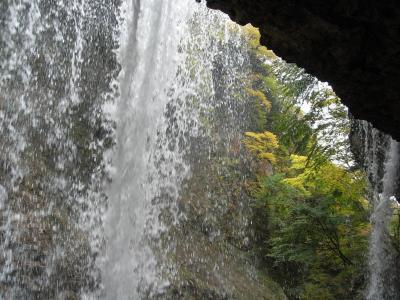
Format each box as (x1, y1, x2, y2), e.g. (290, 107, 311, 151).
(240, 25, 370, 300)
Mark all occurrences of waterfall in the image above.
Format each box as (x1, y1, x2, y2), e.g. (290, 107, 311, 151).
(10, 0, 400, 298)
(359, 121, 400, 300)
(102, 1, 257, 298)
(101, 0, 196, 297)
(0, 0, 119, 298)
(1, 0, 263, 298)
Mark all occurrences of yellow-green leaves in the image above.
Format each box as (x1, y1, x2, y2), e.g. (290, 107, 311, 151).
(246, 88, 272, 112)
(281, 155, 312, 196)
(242, 25, 276, 59)
(243, 131, 279, 164)
(243, 25, 262, 50)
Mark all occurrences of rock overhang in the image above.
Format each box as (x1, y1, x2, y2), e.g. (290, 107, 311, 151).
(199, 0, 400, 140)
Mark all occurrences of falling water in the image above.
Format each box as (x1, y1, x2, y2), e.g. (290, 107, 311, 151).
(101, 1, 259, 298)
(101, 0, 196, 297)
(360, 122, 400, 300)
(5, 0, 400, 298)
(0, 0, 119, 298)
(0, 0, 269, 298)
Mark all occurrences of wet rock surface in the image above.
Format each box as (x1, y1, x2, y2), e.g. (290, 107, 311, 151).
(0, 1, 118, 297)
(156, 130, 286, 300)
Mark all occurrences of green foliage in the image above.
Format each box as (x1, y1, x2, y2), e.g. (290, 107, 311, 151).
(253, 162, 369, 299)
(240, 25, 370, 300)
(242, 25, 275, 60)
(243, 131, 279, 164)
(390, 206, 400, 254)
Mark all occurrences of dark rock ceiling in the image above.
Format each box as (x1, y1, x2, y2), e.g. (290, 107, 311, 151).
(200, 0, 400, 140)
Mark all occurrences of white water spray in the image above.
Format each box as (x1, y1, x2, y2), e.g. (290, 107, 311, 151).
(102, 0, 198, 297)
(363, 122, 400, 300)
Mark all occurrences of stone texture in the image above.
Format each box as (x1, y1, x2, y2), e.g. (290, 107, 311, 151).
(200, 0, 400, 140)
(155, 139, 287, 300)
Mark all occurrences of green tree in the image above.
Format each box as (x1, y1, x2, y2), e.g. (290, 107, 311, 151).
(241, 25, 370, 300)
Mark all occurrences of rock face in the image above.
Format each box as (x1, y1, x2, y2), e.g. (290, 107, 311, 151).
(201, 0, 400, 140)
(150, 29, 288, 298)
(155, 125, 287, 299)
(350, 119, 400, 199)
(0, 1, 117, 297)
